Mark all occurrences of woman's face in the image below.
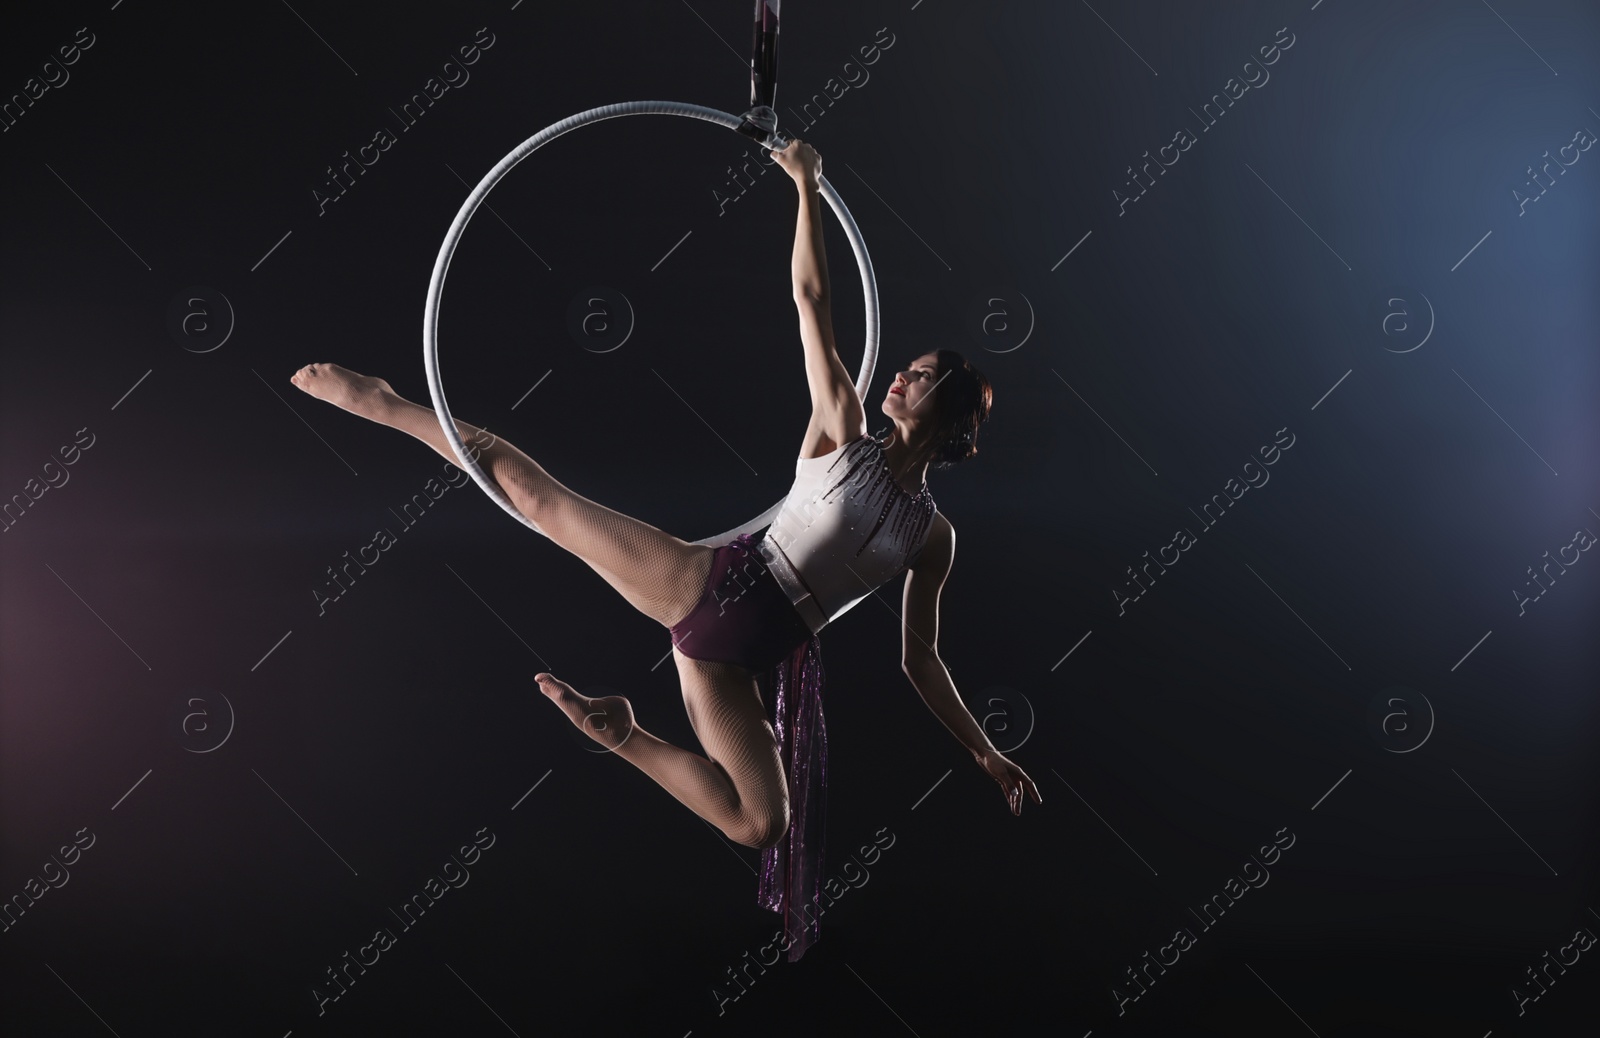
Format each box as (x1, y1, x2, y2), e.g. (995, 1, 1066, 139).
(882, 353, 941, 417)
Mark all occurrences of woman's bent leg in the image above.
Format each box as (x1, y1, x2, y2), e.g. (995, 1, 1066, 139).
(538, 656, 789, 850)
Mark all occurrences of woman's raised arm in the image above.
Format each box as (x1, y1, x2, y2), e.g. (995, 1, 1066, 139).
(772, 140, 864, 451)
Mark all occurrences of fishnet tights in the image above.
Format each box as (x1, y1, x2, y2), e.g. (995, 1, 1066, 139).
(376, 393, 791, 849)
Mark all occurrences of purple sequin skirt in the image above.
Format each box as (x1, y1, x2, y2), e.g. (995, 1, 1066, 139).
(668, 533, 828, 961)
(756, 633, 826, 961)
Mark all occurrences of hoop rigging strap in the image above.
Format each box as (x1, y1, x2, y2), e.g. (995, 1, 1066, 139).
(750, 0, 780, 110)
(421, 100, 881, 547)
(737, 0, 785, 148)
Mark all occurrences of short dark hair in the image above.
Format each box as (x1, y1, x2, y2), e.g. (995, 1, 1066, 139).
(925, 349, 992, 469)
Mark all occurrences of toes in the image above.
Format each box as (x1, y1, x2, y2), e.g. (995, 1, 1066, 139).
(537, 682, 634, 751)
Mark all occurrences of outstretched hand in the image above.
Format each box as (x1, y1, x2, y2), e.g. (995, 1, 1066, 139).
(976, 750, 1042, 816)
(772, 138, 821, 186)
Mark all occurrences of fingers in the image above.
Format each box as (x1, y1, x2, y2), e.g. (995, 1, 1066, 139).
(986, 757, 1039, 815)
(784, 140, 817, 164)
(1003, 767, 1042, 814)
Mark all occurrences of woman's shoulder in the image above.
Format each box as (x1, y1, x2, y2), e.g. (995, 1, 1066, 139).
(905, 508, 951, 572)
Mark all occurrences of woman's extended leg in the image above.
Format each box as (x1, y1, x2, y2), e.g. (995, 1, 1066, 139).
(536, 651, 789, 850)
(289, 363, 713, 629)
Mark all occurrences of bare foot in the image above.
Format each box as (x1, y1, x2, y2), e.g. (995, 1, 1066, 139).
(537, 674, 636, 752)
(289, 362, 395, 417)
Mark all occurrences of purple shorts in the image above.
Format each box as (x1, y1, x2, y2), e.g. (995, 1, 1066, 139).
(670, 533, 813, 671)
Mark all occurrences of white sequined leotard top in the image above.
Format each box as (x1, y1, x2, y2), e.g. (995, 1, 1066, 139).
(756, 431, 939, 635)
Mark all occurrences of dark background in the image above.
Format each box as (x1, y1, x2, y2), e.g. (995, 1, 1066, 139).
(3, 1, 1599, 1035)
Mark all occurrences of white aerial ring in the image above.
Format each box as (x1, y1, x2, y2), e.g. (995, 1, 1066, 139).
(423, 100, 880, 546)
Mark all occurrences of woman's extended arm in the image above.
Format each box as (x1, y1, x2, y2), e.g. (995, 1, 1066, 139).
(772, 140, 864, 448)
(785, 146, 830, 305)
(901, 515, 1043, 815)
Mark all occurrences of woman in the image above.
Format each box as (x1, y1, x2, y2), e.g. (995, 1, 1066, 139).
(289, 138, 1040, 958)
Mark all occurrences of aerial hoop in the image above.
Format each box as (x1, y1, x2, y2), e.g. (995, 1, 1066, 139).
(422, 99, 881, 547)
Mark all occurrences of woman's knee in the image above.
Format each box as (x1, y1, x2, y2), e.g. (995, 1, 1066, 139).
(733, 800, 791, 850)
(494, 456, 565, 530)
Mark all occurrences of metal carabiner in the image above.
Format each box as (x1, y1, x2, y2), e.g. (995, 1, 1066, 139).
(735, 104, 791, 151)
